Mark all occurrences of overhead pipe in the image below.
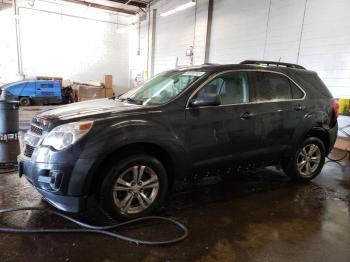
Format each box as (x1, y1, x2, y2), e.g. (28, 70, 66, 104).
(62, 0, 137, 15)
(108, 0, 148, 9)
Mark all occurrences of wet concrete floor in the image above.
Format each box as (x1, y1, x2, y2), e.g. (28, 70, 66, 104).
(1, 106, 350, 261)
(0, 149, 349, 262)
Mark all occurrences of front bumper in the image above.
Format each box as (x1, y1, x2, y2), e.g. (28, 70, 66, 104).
(37, 187, 86, 213)
(18, 152, 95, 213)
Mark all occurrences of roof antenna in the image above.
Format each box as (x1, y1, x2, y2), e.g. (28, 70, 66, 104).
(278, 57, 282, 62)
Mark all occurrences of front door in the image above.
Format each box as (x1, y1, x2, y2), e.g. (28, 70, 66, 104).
(185, 71, 261, 168)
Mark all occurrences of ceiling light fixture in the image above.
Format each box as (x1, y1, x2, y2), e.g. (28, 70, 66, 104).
(160, 0, 196, 17)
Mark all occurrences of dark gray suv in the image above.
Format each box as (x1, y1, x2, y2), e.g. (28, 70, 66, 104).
(19, 60, 339, 220)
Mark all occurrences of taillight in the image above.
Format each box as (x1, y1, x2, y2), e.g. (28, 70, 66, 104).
(332, 99, 339, 118)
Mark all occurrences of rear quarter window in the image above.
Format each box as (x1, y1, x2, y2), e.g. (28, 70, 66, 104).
(291, 82, 304, 99)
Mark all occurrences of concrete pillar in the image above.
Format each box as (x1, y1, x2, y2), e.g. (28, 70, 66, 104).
(192, 0, 213, 65)
(147, 9, 157, 78)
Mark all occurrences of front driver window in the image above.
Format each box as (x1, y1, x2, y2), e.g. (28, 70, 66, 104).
(197, 72, 250, 105)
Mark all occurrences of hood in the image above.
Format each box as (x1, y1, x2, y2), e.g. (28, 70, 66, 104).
(37, 98, 141, 121)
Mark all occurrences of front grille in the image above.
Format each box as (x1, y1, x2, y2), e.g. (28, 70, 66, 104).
(24, 117, 47, 158)
(30, 117, 45, 135)
(30, 124, 43, 136)
(24, 144, 35, 158)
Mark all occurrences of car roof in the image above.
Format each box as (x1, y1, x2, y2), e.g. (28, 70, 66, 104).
(1, 80, 58, 89)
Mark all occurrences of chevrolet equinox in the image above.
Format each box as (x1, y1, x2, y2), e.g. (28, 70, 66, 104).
(19, 60, 339, 220)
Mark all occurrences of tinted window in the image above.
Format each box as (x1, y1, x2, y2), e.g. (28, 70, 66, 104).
(41, 84, 54, 89)
(291, 82, 304, 99)
(197, 72, 250, 105)
(255, 72, 292, 102)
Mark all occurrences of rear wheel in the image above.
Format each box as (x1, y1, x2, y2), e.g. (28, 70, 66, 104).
(282, 137, 326, 181)
(19, 97, 31, 106)
(100, 154, 168, 220)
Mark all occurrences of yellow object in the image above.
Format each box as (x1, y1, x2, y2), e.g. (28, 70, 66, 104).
(339, 99, 350, 114)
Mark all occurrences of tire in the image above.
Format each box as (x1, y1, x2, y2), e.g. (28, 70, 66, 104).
(19, 97, 31, 106)
(282, 137, 326, 181)
(100, 154, 168, 220)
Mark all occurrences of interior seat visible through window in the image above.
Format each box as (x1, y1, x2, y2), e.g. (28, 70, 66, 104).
(196, 72, 250, 105)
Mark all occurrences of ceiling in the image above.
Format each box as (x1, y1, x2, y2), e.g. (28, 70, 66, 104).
(0, 0, 152, 15)
(61, 0, 152, 15)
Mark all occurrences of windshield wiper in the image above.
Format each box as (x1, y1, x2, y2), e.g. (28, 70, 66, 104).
(119, 97, 143, 105)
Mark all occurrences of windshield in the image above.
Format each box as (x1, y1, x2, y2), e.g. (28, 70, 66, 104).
(119, 70, 206, 106)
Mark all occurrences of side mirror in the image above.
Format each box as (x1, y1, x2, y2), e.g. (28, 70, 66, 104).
(189, 93, 221, 107)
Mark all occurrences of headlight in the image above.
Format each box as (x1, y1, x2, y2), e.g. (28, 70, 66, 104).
(42, 121, 93, 150)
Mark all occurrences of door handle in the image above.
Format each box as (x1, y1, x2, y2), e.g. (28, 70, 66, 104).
(240, 112, 254, 120)
(294, 104, 304, 111)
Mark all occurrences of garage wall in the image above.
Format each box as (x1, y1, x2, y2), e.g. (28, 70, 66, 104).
(298, 0, 350, 99)
(208, 0, 350, 98)
(209, 0, 270, 63)
(128, 18, 149, 86)
(1, 0, 132, 94)
(149, 0, 210, 74)
(0, 3, 18, 84)
(19, 3, 130, 94)
(152, 0, 196, 74)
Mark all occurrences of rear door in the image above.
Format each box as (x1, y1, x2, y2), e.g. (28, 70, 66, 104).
(250, 71, 306, 159)
(185, 71, 261, 168)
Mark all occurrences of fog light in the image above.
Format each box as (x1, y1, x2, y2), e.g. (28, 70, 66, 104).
(49, 171, 63, 191)
(38, 170, 63, 191)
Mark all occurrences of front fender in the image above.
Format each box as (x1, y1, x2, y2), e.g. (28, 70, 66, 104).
(81, 118, 184, 159)
(69, 118, 187, 195)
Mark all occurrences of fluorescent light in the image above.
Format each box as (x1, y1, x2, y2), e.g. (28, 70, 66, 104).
(160, 1, 196, 17)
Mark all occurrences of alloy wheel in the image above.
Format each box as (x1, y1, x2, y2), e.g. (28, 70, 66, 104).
(297, 144, 321, 177)
(112, 165, 160, 214)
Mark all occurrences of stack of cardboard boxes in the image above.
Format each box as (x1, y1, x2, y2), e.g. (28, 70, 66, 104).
(105, 75, 114, 98)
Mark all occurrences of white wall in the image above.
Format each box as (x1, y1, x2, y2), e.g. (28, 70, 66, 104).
(208, 0, 350, 98)
(0, 3, 18, 84)
(209, 0, 269, 63)
(263, 0, 305, 63)
(146, 0, 350, 98)
(0, 0, 132, 94)
(298, 0, 350, 99)
(152, 0, 197, 74)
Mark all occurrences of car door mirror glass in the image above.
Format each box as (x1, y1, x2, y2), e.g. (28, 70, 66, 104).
(190, 93, 221, 107)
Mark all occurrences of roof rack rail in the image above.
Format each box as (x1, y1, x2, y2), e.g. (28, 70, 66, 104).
(202, 63, 220, 66)
(240, 60, 306, 70)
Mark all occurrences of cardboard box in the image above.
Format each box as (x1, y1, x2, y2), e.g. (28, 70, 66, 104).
(105, 75, 113, 90)
(105, 88, 114, 98)
(77, 85, 105, 102)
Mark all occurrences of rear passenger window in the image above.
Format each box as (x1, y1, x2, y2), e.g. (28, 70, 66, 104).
(255, 72, 292, 102)
(197, 72, 250, 105)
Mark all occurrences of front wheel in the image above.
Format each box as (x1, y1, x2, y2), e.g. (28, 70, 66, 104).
(100, 154, 168, 220)
(282, 137, 326, 181)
